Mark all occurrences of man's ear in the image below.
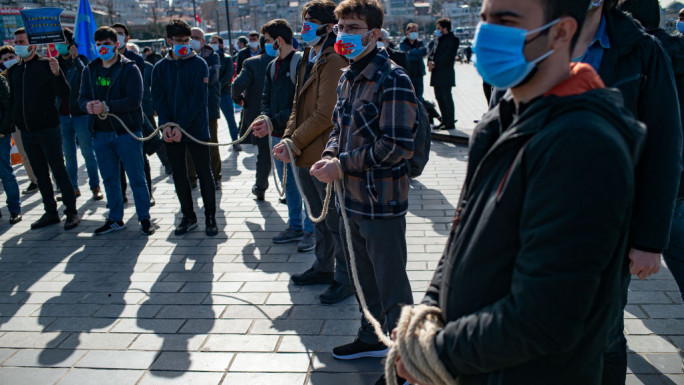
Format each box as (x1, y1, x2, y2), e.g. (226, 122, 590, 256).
(550, 16, 578, 53)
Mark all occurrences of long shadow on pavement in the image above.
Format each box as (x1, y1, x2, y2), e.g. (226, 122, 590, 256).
(37, 216, 148, 365)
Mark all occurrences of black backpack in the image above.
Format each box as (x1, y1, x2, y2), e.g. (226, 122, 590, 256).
(373, 62, 431, 179)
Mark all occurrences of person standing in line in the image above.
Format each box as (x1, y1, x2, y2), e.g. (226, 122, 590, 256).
(79, 26, 154, 236)
(428, 17, 458, 130)
(400, 23, 427, 101)
(8, 28, 79, 230)
(0, 61, 21, 224)
(211, 35, 242, 152)
(152, 19, 218, 236)
(236, 31, 262, 75)
(56, 27, 103, 202)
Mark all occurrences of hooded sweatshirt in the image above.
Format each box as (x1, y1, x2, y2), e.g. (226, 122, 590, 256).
(422, 63, 646, 384)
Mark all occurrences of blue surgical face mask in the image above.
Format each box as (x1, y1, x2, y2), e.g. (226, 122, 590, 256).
(4, 59, 17, 68)
(434, 29, 442, 38)
(334, 30, 372, 60)
(409, 32, 418, 40)
(174, 44, 191, 57)
(472, 19, 559, 89)
(97, 44, 117, 61)
(677, 20, 684, 34)
(56, 43, 70, 56)
(588, 0, 603, 9)
(265, 42, 279, 57)
(14, 45, 32, 59)
(301, 21, 323, 46)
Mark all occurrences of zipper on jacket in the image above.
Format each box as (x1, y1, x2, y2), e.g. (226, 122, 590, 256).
(105, 59, 124, 132)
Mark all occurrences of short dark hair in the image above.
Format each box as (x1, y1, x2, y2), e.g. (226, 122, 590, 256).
(13, 28, 25, 36)
(213, 36, 224, 44)
(618, 0, 660, 30)
(237, 36, 248, 45)
(540, 0, 591, 50)
(406, 22, 418, 31)
(248, 31, 259, 38)
(166, 19, 192, 38)
(334, 0, 384, 30)
(0, 45, 15, 57)
(261, 19, 294, 45)
(63, 27, 74, 45)
(436, 18, 451, 32)
(142, 46, 152, 53)
(94, 26, 118, 43)
(302, 0, 337, 24)
(111, 23, 129, 36)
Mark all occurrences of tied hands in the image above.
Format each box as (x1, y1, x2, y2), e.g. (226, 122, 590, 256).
(310, 158, 342, 184)
(250, 119, 269, 138)
(162, 125, 182, 143)
(85, 100, 106, 115)
(391, 328, 421, 385)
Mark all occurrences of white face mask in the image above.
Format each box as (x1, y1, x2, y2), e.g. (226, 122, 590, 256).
(190, 40, 202, 52)
(376, 42, 385, 49)
(210, 43, 220, 52)
(248, 41, 259, 50)
(117, 34, 126, 47)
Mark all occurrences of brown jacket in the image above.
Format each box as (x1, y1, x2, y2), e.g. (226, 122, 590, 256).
(284, 44, 347, 167)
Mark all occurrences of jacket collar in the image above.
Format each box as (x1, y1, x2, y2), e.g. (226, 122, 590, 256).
(342, 48, 390, 82)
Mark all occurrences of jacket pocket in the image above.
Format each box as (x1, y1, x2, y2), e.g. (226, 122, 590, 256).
(352, 100, 380, 139)
(366, 170, 379, 203)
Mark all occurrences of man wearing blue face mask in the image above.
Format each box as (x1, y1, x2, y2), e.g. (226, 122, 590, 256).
(400, 23, 427, 101)
(7, 28, 79, 230)
(677, 8, 684, 37)
(57, 27, 103, 203)
(152, 19, 218, 236)
(388, 0, 647, 383)
(428, 18, 458, 130)
(79, 26, 154, 236)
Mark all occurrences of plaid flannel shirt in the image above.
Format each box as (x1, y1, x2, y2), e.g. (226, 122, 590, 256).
(323, 49, 417, 219)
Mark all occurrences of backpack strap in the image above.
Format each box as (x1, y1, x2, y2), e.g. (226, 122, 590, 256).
(290, 52, 302, 86)
(372, 62, 395, 107)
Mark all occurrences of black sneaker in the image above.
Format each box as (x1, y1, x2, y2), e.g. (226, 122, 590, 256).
(206, 215, 218, 236)
(232, 143, 242, 152)
(64, 213, 80, 230)
(252, 185, 265, 201)
(291, 267, 334, 286)
(190, 180, 198, 189)
(332, 339, 389, 360)
(22, 182, 39, 195)
(30, 212, 60, 229)
(374, 374, 409, 385)
(215, 181, 222, 190)
(319, 281, 354, 305)
(296, 232, 316, 252)
(9, 212, 22, 225)
(150, 196, 156, 207)
(141, 219, 155, 235)
(273, 227, 304, 244)
(94, 219, 125, 235)
(175, 217, 198, 235)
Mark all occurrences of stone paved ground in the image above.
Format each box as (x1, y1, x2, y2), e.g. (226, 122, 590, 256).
(0, 64, 682, 385)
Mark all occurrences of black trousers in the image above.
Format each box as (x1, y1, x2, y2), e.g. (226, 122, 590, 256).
(254, 135, 271, 192)
(165, 141, 216, 219)
(434, 85, 455, 128)
(21, 127, 77, 215)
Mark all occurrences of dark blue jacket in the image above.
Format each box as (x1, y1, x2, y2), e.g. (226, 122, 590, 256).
(200, 45, 221, 120)
(142, 61, 154, 117)
(122, 48, 145, 75)
(79, 54, 144, 134)
(58, 55, 87, 116)
(152, 53, 209, 142)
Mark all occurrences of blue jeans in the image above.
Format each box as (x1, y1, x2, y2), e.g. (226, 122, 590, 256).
(664, 198, 684, 303)
(0, 136, 21, 214)
(60, 115, 100, 190)
(220, 93, 239, 141)
(93, 131, 150, 222)
(271, 136, 314, 233)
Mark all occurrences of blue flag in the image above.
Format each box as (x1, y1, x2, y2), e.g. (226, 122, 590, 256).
(74, 0, 97, 60)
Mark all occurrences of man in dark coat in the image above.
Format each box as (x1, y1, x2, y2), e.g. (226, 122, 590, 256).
(400, 23, 427, 100)
(378, 29, 409, 72)
(231, 37, 272, 200)
(236, 31, 261, 75)
(389, 0, 646, 384)
(428, 18, 458, 130)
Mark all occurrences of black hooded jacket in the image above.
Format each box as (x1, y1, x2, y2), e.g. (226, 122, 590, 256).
(423, 81, 646, 384)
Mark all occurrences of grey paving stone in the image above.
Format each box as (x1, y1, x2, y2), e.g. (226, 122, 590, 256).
(181, 282, 242, 293)
(76, 350, 158, 369)
(662, 375, 684, 385)
(278, 336, 359, 353)
(628, 353, 660, 374)
(140, 293, 209, 305)
(0, 349, 16, 364)
(44, 317, 118, 333)
(127, 334, 207, 352)
(220, 305, 291, 319)
(0, 367, 67, 385)
(92, 304, 162, 319)
(229, 353, 311, 372)
(644, 353, 684, 374)
(221, 372, 307, 385)
(625, 319, 684, 336)
(57, 332, 138, 350)
(56, 368, 146, 385)
(0, 331, 71, 349)
(35, 304, 101, 317)
(642, 305, 684, 319)
(250, 319, 323, 335)
(205, 293, 268, 305)
(139, 371, 225, 385)
(151, 351, 234, 371)
(322, 320, 362, 336)
(0, 316, 52, 332)
(155, 305, 226, 319)
(180, 319, 252, 334)
(628, 291, 675, 305)
(202, 335, 279, 352)
(2, 348, 86, 368)
(289, 305, 360, 320)
(311, 353, 384, 373)
(110, 319, 184, 334)
(627, 335, 680, 353)
(625, 374, 667, 385)
(307, 372, 381, 385)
